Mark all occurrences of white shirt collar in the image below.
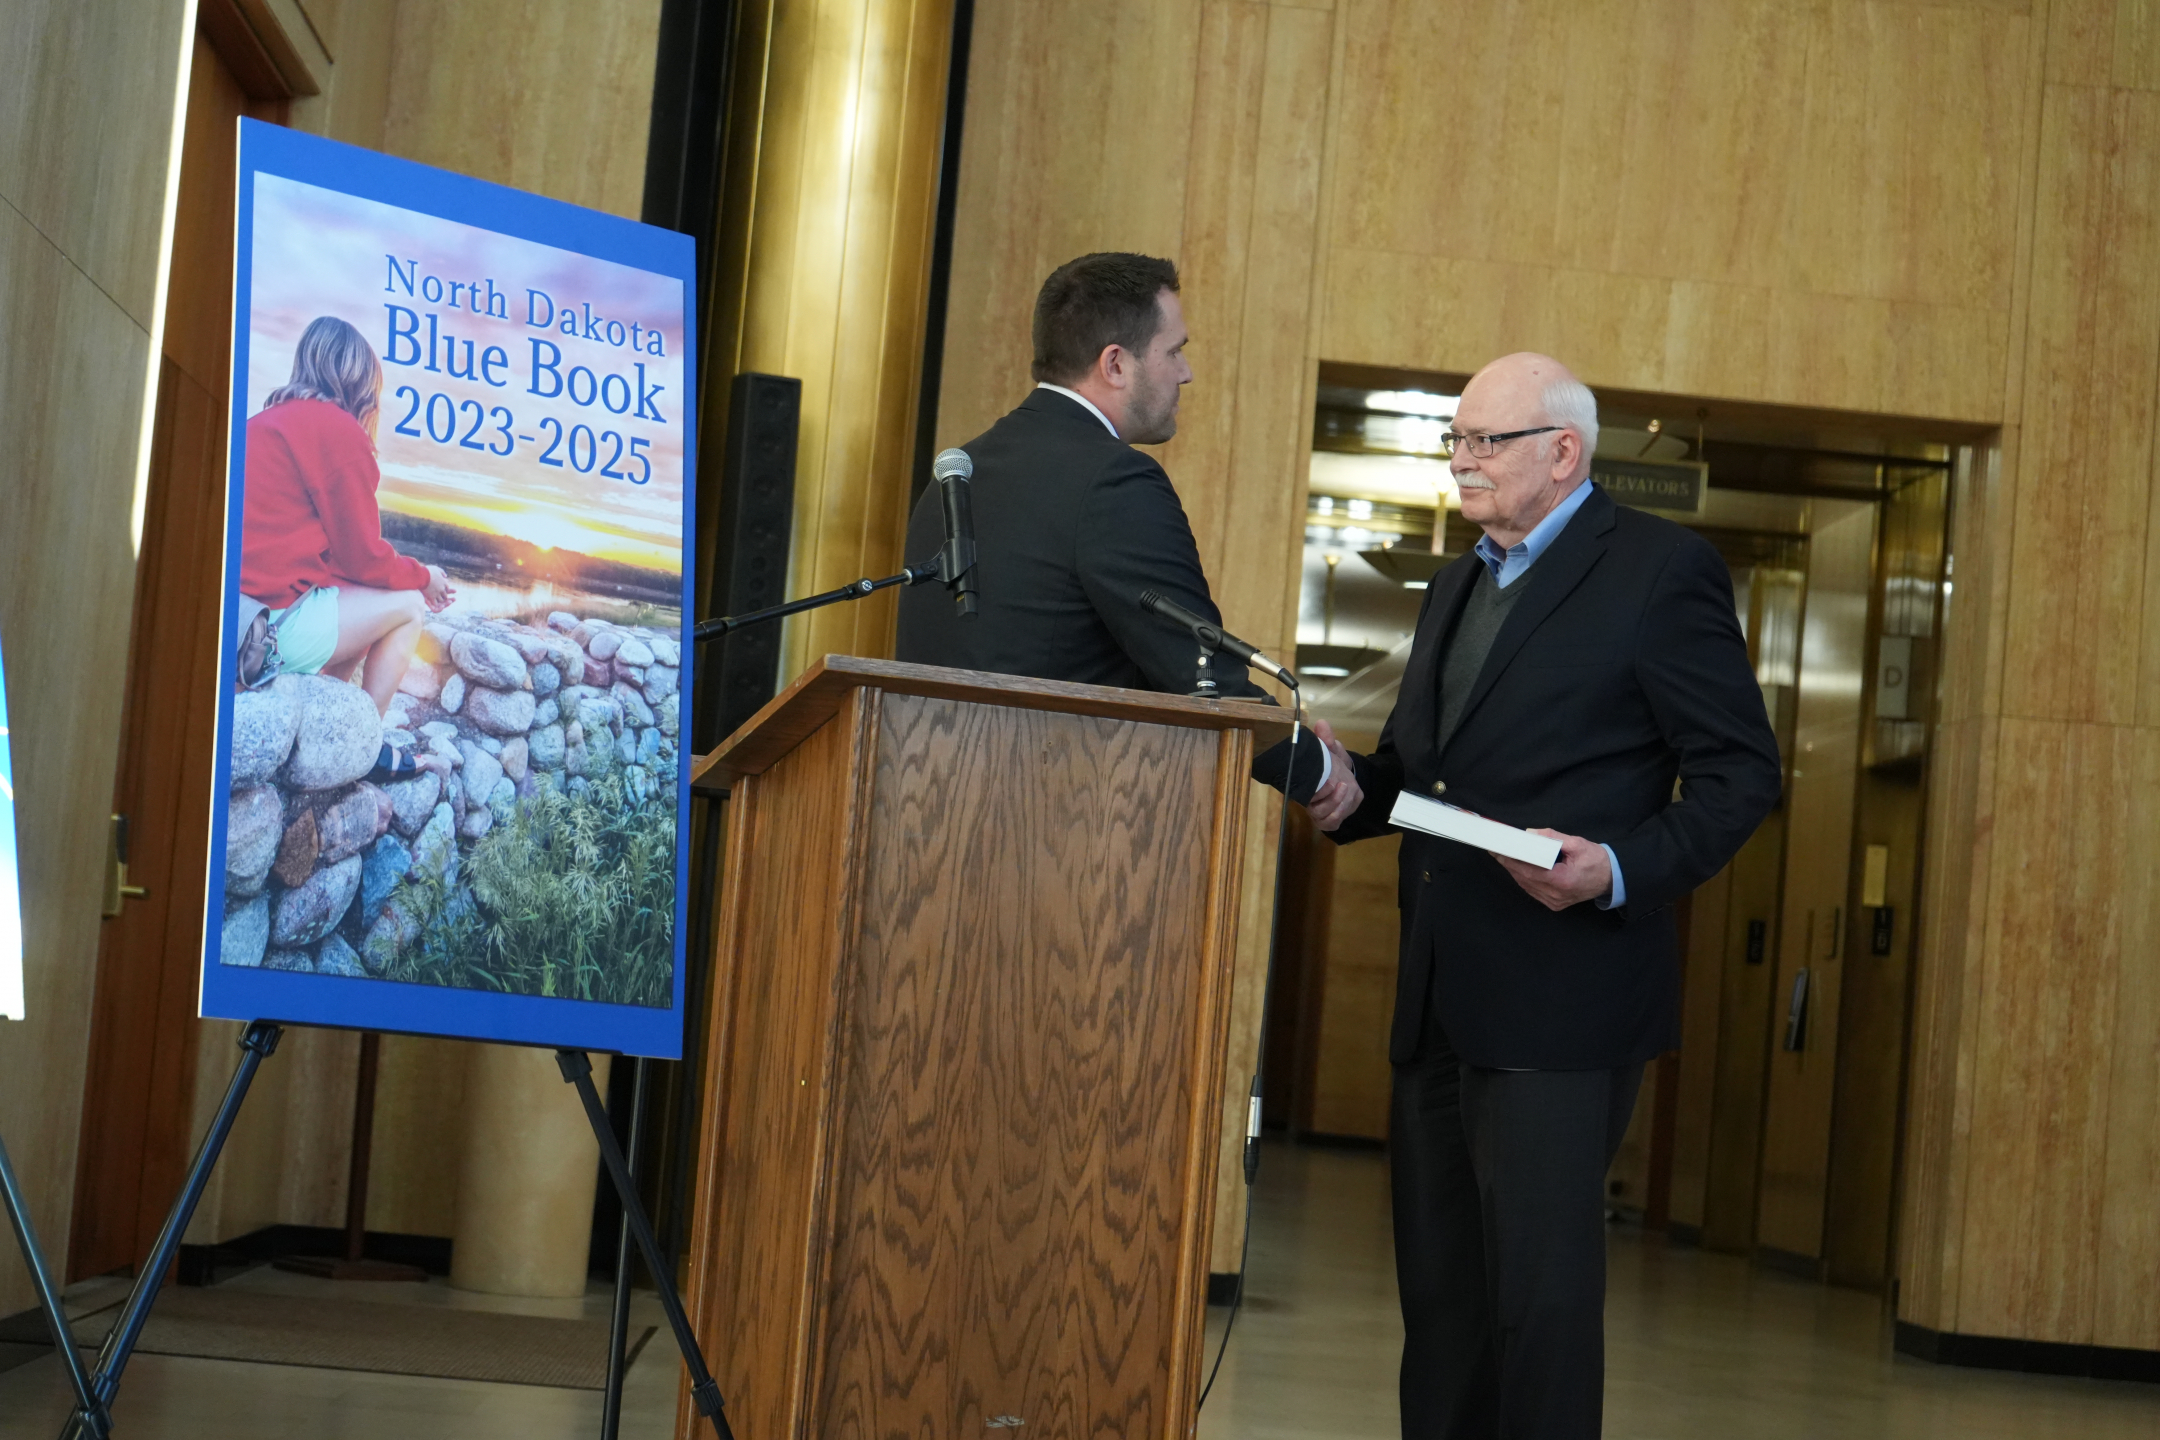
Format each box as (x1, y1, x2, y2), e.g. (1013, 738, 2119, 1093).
(1035, 382, 1119, 438)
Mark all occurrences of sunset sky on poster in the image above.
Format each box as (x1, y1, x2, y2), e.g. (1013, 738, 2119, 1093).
(246, 175, 686, 572)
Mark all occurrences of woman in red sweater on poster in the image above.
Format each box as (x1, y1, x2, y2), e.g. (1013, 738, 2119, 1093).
(241, 316, 454, 741)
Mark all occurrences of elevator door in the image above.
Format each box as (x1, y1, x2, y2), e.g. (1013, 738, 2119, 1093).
(1755, 501, 1875, 1262)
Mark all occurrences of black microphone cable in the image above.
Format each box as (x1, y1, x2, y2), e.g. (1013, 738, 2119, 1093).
(1197, 682, 1306, 1414)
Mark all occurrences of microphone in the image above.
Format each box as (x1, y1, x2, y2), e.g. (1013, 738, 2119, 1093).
(933, 447, 978, 618)
(1138, 590, 1298, 689)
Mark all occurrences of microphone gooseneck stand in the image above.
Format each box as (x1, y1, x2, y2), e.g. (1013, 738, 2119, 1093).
(690, 559, 947, 644)
(1134, 589, 1306, 1413)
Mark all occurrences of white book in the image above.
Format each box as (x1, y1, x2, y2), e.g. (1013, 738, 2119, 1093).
(1389, 790, 1562, 870)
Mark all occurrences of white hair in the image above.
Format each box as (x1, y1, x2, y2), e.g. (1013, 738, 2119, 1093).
(1541, 376, 1599, 474)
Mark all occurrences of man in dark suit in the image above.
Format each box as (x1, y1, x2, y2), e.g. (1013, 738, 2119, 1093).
(896, 252, 1263, 698)
(1299, 353, 1782, 1438)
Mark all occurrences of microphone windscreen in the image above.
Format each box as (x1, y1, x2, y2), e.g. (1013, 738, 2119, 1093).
(933, 447, 973, 481)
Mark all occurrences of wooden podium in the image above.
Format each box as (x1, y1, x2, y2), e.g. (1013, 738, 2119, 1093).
(679, 657, 1291, 1439)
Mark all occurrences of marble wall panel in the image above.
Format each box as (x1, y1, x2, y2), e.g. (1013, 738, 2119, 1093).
(0, 0, 192, 326)
(363, 1035, 473, 1238)
(1956, 718, 2136, 1343)
(2094, 725, 2160, 1348)
(1999, 85, 2160, 726)
(932, 0, 1206, 456)
(1305, 833, 1399, 1140)
(1320, 250, 2006, 424)
(383, 0, 664, 219)
(1897, 713, 1997, 1330)
(941, 0, 1337, 1273)
(183, 1023, 361, 1244)
(2047, 0, 2160, 88)
(0, 0, 187, 1306)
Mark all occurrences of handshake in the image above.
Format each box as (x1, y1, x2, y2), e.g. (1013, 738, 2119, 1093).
(1254, 721, 1615, 913)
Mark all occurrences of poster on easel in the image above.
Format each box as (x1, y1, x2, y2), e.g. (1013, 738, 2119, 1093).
(202, 120, 696, 1057)
(1, 633, 21, 1022)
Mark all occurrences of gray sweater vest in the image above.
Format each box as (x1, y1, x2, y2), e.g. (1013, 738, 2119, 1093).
(1437, 566, 1529, 753)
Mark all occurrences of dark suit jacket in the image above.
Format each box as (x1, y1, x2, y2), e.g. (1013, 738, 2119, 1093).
(895, 389, 1264, 698)
(1331, 485, 1782, 1070)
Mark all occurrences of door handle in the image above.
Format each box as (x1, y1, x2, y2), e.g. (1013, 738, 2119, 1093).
(101, 813, 150, 918)
(1783, 967, 1811, 1051)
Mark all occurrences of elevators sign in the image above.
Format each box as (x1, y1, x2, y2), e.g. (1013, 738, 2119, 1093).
(202, 120, 696, 1057)
(1592, 457, 1708, 516)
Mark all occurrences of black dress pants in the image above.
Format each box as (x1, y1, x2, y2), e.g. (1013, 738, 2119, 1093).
(1389, 1016, 1643, 1440)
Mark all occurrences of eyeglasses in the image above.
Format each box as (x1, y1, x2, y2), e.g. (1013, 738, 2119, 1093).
(1439, 425, 1561, 459)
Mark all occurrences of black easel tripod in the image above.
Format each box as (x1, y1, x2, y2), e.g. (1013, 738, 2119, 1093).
(41, 1023, 736, 1440)
(2, 1112, 109, 1437)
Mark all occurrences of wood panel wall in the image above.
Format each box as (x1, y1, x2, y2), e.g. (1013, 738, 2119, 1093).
(1319, 0, 2031, 426)
(936, 0, 1331, 666)
(382, 1, 663, 219)
(0, 0, 193, 1318)
(938, 0, 1336, 1270)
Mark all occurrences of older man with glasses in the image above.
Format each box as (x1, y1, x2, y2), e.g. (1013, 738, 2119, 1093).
(1294, 353, 1782, 1438)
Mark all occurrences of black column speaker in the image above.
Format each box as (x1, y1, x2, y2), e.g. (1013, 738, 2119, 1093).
(696, 372, 800, 752)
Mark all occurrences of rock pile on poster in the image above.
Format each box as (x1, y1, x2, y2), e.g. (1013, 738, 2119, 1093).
(221, 611, 681, 1007)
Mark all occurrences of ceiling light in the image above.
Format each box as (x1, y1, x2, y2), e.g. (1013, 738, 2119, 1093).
(1366, 390, 1458, 418)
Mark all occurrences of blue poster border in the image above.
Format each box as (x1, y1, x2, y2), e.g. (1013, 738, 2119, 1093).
(199, 118, 697, 1058)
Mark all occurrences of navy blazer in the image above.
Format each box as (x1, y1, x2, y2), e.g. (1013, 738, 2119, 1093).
(1330, 485, 1782, 1069)
(896, 388, 1264, 698)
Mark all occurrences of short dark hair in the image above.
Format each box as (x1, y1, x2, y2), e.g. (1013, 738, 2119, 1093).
(1031, 253, 1180, 384)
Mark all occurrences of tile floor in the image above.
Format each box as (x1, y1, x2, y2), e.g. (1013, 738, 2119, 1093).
(3, 1143, 2156, 1437)
(1195, 1144, 2160, 1439)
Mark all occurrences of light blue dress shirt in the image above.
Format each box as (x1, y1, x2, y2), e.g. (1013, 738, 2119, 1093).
(1470, 481, 1627, 910)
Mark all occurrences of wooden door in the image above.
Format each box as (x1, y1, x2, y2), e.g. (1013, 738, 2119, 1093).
(68, 29, 286, 1281)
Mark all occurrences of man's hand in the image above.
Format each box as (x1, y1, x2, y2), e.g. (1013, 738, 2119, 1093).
(1304, 719, 1363, 831)
(1496, 830, 1611, 911)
